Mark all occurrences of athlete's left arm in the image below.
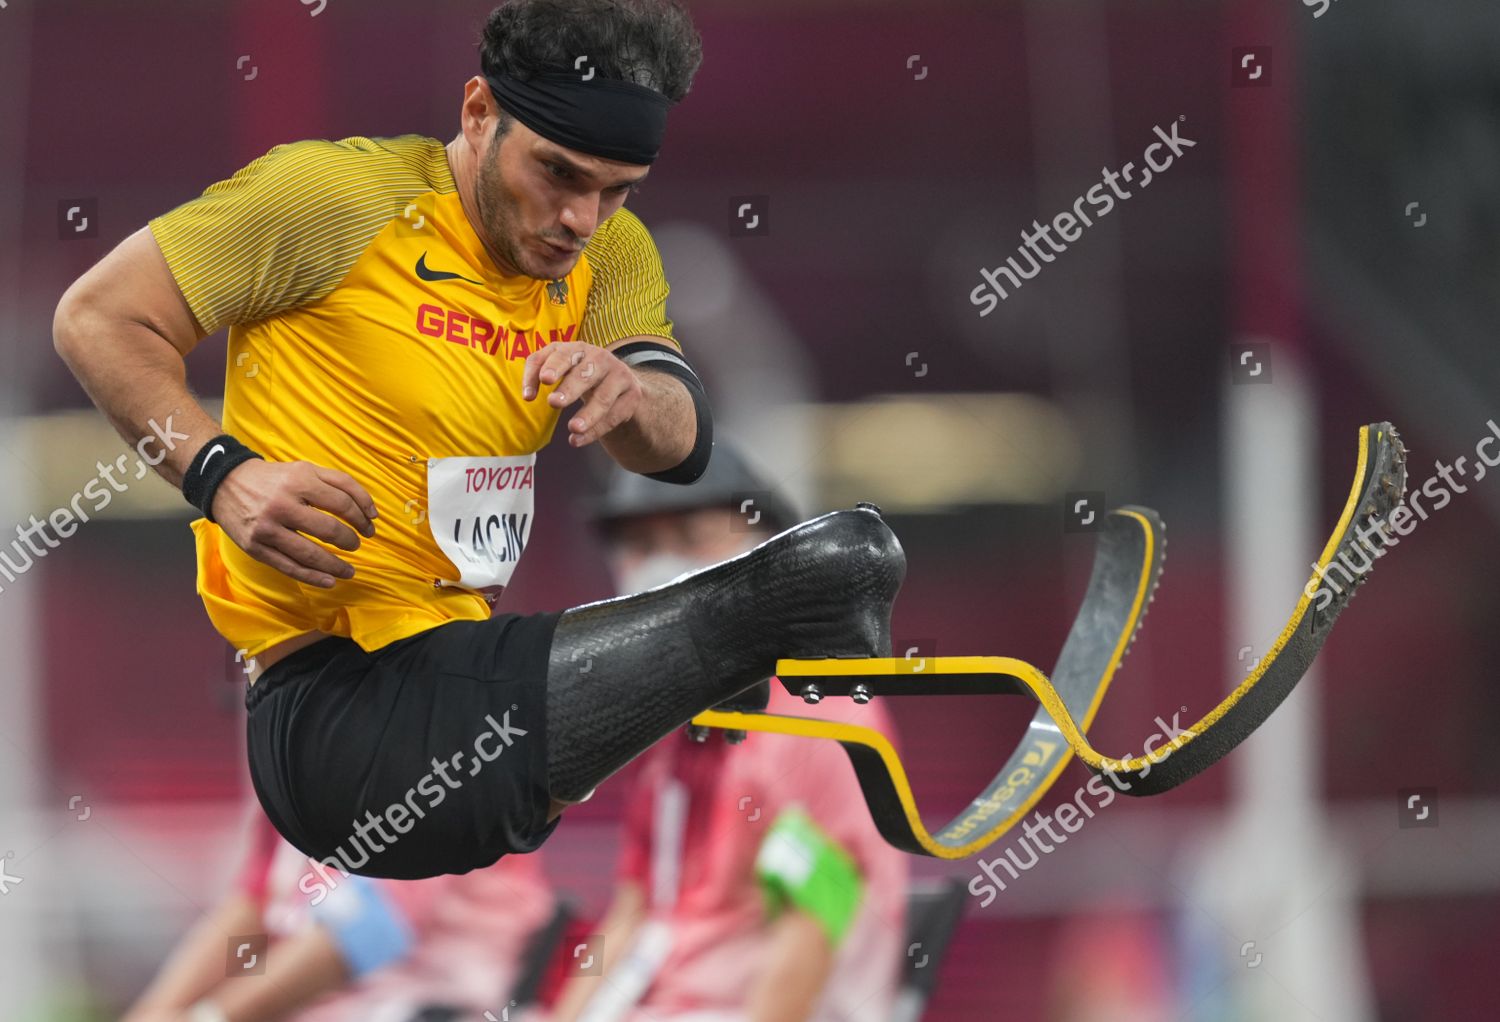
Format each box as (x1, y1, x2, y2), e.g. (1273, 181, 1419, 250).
(521, 338, 703, 476)
(601, 335, 702, 472)
(521, 210, 710, 482)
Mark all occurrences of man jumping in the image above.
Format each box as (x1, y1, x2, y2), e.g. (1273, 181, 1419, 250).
(53, 0, 904, 881)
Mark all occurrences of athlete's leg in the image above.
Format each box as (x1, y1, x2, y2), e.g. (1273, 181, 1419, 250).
(246, 505, 903, 879)
(543, 504, 904, 802)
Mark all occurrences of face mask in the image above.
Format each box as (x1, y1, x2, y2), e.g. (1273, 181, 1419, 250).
(614, 551, 715, 597)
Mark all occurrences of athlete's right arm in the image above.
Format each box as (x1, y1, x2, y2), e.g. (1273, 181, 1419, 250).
(52, 225, 377, 588)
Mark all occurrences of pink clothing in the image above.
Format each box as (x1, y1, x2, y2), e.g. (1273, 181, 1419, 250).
(598, 684, 908, 1021)
(234, 807, 554, 1020)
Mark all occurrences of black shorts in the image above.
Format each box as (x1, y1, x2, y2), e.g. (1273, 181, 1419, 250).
(246, 611, 563, 880)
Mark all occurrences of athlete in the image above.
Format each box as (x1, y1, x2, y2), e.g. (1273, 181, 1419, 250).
(53, 0, 905, 881)
(549, 445, 907, 1022)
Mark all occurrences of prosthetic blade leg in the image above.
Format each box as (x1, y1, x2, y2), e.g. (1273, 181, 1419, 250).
(697, 505, 1166, 858)
(692, 423, 1407, 861)
(544, 504, 905, 803)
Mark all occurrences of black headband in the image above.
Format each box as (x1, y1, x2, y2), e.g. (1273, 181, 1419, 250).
(484, 70, 671, 165)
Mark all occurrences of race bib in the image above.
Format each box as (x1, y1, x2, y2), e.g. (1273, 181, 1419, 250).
(426, 454, 536, 593)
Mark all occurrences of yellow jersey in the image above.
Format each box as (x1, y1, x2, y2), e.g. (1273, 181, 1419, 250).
(149, 134, 678, 656)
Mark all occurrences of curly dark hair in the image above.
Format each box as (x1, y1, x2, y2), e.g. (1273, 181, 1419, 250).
(479, 0, 703, 115)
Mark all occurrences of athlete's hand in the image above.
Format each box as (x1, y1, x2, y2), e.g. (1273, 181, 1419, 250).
(211, 459, 379, 588)
(521, 341, 643, 448)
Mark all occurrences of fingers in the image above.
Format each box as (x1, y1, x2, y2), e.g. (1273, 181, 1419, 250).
(252, 538, 349, 590)
(309, 466, 378, 536)
(302, 479, 373, 545)
(286, 499, 363, 553)
(218, 461, 376, 588)
(249, 465, 371, 586)
(523, 342, 617, 405)
(243, 513, 355, 589)
(567, 371, 639, 447)
(273, 528, 356, 584)
(523, 343, 582, 400)
(545, 349, 599, 408)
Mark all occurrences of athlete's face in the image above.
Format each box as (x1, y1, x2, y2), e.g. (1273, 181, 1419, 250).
(475, 115, 650, 280)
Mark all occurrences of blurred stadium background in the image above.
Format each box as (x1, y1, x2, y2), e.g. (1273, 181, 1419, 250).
(1, 0, 1498, 1018)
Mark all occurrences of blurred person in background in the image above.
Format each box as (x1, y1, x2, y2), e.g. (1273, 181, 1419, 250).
(122, 803, 555, 1022)
(548, 444, 908, 1022)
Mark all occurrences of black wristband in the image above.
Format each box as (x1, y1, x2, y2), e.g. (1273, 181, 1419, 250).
(182, 434, 263, 522)
(639, 359, 714, 485)
(613, 340, 714, 485)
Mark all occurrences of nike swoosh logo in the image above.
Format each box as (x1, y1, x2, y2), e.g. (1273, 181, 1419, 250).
(415, 252, 484, 285)
(201, 443, 226, 470)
